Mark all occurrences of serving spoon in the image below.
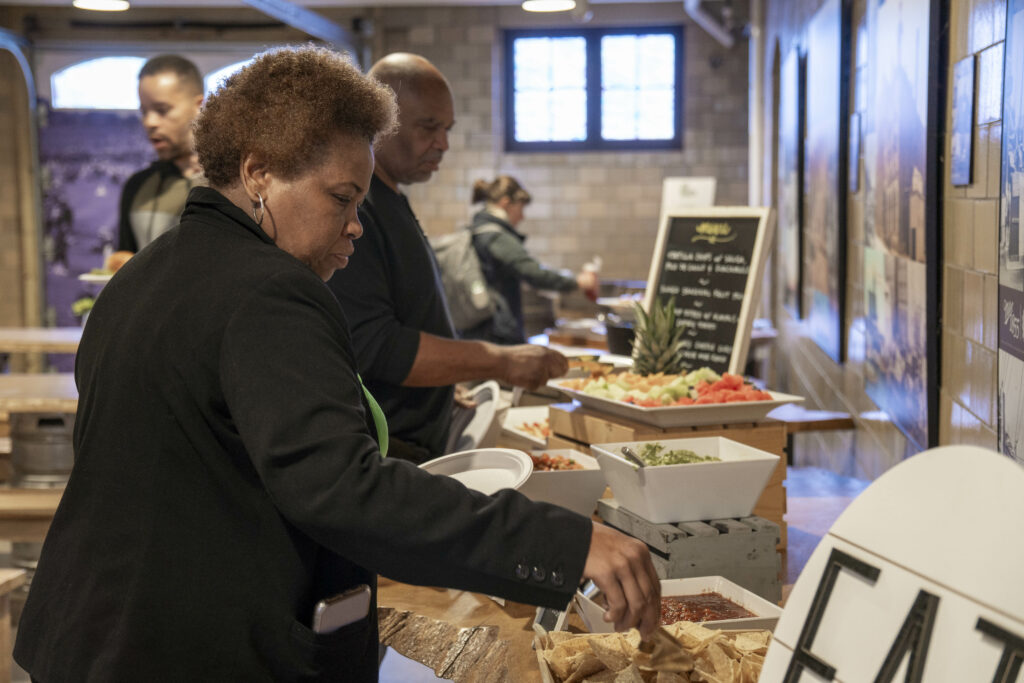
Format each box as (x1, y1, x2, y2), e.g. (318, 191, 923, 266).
(621, 446, 646, 468)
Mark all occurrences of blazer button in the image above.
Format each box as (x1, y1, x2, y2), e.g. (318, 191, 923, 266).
(514, 562, 530, 580)
(531, 565, 546, 582)
(550, 570, 564, 587)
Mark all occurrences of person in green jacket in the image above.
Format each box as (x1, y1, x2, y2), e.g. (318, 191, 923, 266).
(460, 175, 600, 344)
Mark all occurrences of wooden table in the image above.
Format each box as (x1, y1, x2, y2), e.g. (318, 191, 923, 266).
(0, 569, 26, 683)
(378, 579, 549, 682)
(0, 327, 82, 355)
(0, 374, 78, 415)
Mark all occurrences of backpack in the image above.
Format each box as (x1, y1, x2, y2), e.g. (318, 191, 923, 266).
(430, 224, 504, 331)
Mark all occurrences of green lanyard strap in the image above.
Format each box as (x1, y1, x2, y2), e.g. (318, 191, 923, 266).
(357, 374, 388, 458)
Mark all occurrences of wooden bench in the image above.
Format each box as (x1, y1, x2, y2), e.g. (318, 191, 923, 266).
(766, 403, 856, 465)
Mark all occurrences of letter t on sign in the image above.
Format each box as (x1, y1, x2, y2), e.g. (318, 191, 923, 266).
(976, 618, 1024, 683)
(783, 548, 881, 682)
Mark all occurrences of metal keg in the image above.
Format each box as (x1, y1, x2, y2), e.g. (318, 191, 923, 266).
(9, 412, 74, 616)
(10, 412, 75, 489)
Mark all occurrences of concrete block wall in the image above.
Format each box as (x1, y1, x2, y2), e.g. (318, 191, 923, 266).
(940, 0, 1004, 449)
(377, 3, 750, 281)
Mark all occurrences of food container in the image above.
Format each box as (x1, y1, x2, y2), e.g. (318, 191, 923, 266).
(518, 450, 608, 517)
(500, 405, 550, 449)
(590, 437, 779, 523)
(419, 448, 533, 496)
(574, 575, 783, 634)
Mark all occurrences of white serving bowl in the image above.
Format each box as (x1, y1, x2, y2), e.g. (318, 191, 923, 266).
(575, 575, 783, 634)
(590, 436, 779, 523)
(500, 405, 550, 449)
(419, 448, 533, 496)
(518, 450, 608, 517)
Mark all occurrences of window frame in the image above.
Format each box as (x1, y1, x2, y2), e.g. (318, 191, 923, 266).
(503, 24, 685, 152)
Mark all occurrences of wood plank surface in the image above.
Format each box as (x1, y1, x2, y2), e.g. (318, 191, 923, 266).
(0, 328, 82, 354)
(0, 374, 78, 414)
(377, 579, 552, 682)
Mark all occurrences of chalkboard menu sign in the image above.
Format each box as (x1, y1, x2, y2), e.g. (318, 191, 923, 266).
(642, 208, 774, 375)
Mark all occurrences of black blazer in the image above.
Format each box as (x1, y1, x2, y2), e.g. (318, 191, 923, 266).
(14, 187, 591, 682)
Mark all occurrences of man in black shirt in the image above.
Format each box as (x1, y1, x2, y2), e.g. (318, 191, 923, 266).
(327, 54, 567, 463)
(118, 55, 205, 253)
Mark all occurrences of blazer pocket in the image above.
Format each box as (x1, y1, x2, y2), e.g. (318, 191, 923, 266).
(287, 615, 373, 678)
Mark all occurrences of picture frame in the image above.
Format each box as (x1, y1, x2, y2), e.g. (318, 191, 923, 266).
(802, 0, 851, 363)
(777, 48, 805, 319)
(861, 0, 942, 450)
(950, 55, 975, 187)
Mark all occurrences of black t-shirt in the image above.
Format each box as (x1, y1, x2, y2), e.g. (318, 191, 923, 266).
(326, 174, 455, 460)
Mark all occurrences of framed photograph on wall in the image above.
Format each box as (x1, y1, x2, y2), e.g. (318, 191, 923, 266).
(999, 0, 1024, 463)
(861, 0, 941, 451)
(777, 48, 805, 319)
(802, 0, 850, 363)
(950, 54, 975, 187)
(849, 112, 861, 193)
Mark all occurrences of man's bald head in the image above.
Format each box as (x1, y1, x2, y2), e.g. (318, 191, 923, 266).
(368, 53, 455, 189)
(368, 52, 452, 102)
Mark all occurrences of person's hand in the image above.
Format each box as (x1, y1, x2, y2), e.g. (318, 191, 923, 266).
(583, 521, 661, 639)
(500, 345, 568, 390)
(453, 384, 478, 409)
(576, 270, 599, 302)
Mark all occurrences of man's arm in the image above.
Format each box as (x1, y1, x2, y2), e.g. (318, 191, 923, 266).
(403, 332, 568, 390)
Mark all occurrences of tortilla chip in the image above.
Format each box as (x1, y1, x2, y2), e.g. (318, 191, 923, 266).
(613, 663, 646, 683)
(565, 654, 609, 683)
(589, 635, 632, 671)
(550, 631, 580, 645)
(582, 671, 621, 683)
(655, 671, 690, 683)
(731, 631, 770, 654)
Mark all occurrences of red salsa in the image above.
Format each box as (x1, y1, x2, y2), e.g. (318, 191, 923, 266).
(660, 592, 756, 625)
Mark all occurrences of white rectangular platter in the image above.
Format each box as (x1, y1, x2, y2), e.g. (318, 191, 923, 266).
(547, 379, 803, 428)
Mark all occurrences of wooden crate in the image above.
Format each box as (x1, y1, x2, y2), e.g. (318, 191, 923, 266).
(598, 499, 782, 603)
(548, 402, 788, 549)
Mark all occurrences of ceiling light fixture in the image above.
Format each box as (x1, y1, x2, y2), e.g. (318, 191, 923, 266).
(72, 0, 131, 11)
(522, 0, 576, 12)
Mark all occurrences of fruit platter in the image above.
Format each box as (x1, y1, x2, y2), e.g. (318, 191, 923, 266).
(547, 368, 802, 428)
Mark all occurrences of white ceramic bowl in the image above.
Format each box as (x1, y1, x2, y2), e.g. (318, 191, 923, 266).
(500, 405, 550, 449)
(575, 575, 783, 633)
(419, 448, 533, 496)
(518, 450, 608, 517)
(590, 436, 780, 523)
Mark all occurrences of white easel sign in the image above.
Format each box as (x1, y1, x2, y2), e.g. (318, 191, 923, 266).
(760, 446, 1024, 682)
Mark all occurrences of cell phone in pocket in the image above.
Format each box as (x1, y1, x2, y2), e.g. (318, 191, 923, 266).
(311, 584, 371, 634)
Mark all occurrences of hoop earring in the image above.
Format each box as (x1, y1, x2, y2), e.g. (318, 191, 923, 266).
(252, 192, 265, 227)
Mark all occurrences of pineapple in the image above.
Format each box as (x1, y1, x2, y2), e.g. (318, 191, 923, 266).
(630, 297, 690, 375)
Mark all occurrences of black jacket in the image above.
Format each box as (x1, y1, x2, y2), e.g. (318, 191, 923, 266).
(14, 187, 591, 682)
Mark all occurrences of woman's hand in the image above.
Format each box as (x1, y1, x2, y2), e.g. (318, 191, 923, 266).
(582, 521, 661, 638)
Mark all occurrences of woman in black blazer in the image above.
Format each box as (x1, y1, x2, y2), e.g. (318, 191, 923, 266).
(14, 46, 658, 682)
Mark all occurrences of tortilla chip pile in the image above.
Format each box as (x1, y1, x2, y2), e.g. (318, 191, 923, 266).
(534, 622, 770, 683)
